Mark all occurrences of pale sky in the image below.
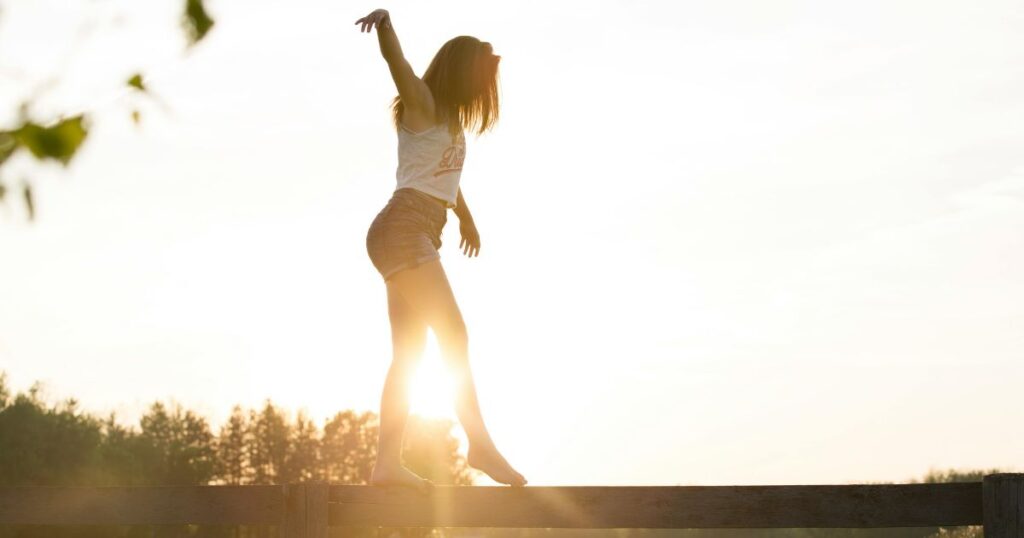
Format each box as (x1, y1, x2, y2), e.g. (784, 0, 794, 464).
(1, 0, 1022, 486)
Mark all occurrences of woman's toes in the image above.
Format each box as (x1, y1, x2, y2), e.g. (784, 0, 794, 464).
(467, 447, 526, 486)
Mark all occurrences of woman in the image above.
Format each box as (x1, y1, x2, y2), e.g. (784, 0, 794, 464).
(355, 8, 527, 490)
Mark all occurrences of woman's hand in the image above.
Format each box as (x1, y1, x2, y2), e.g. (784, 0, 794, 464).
(354, 9, 390, 33)
(459, 218, 481, 257)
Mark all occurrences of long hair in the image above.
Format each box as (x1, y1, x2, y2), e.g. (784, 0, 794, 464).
(392, 36, 501, 138)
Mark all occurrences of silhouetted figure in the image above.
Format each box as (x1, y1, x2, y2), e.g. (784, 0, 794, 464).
(355, 8, 526, 491)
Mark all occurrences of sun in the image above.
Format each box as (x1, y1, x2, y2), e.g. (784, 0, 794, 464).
(408, 334, 458, 419)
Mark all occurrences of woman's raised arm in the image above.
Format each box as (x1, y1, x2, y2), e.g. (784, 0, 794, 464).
(354, 9, 435, 117)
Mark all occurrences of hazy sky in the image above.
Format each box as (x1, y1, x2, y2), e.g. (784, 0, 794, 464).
(1, 0, 1022, 486)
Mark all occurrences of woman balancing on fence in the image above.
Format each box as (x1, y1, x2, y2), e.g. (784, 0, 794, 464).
(355, 9, 527, 491)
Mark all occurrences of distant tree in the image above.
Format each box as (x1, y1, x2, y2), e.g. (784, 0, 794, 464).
(137, 401, 217, 485)
(915, 468, 1005, 484)
(215, 404, 250, 485)
(914, 468, 1001, 538)
(288, 409, 323, 482)
(0, 370, 480, 538)
(94, 412, 147, 485)
(0, 372, 10, 409)
(322, 410, 378, 484)
(246, 400, 292, 484)
(0, 382, 104, 486)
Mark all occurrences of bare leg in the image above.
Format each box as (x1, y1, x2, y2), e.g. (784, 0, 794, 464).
(388, 259, 526, 487)
(370, 279, 433, 492)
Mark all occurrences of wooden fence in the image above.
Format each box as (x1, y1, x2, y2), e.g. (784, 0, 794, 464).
(0, 473, 1020, 537)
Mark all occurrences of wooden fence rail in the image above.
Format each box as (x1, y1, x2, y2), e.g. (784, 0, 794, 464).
(0, 473, 1020, 538)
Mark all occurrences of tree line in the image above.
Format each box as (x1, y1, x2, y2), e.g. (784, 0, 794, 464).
(0, 371, 1002, 538)
(0, 371, 474, 488)
(0, 370, 472, 538)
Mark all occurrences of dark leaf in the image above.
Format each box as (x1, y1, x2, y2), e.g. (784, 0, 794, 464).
(0, 131, 16, 167)
(23, 181, 34, 220)
(182, 0, 215, 46)
(127, 73, 146, 91)
(13, 115, 89, 166)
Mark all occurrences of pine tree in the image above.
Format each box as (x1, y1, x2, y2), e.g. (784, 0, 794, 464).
(216, 405, 249, 485)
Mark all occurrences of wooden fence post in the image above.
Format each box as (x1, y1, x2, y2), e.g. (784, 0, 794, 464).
(283, 483, 329, 538)
(307, 482, 329, 538)
(984, 473, 1024, 538)
(283, 483, 306, 538)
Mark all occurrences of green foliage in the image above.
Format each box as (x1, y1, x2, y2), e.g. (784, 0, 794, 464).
(136, 401, 218, 485)
(182, 0, 215, 46)
(1, 370, 1002, 538)
(0, 370, 475, 537)
(925, 527, 982, 538)
(912, 468, 997, 538)
(915, 468, 1004, 483)
(0, 0, 215, 220)
(22, 180, 35, 220)
(0, 372, 10, 409)
(215, 404, 250, 484)
(0, 385, 105, 486)
(322, 409, 379, 484)
(127, 73, 146, 92)
(0, 371, 472, 488)
(0, 117, 86, 219)
(10, 116, 89, 166)
(0, 132, 15, 168)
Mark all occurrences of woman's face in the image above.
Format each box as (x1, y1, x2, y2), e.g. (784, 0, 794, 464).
(481, 41, 500, 64)
(474, 41, 500, 84)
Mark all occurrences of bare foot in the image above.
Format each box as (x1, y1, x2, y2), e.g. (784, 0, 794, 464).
(468, 445, 527, 487)
(370, 463, 434, 494)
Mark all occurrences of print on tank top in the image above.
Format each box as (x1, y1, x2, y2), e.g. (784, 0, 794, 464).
(434, 136, 465, 177)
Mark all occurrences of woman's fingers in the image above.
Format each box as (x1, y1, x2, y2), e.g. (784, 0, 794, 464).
(354, 14, 381, 33)
(459, 235, 480, 257)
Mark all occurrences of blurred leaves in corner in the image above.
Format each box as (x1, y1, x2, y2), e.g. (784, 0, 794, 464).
(10, 116, 89, 167)
(0, 116, 87, 220)
(127, 74, 147, 126)
(0, 132, 16, 166)
(23, 181, 34, 220)
(127, 73, 147, 92)
(0, 0, 215, 221)
(182, 0, 215, 47)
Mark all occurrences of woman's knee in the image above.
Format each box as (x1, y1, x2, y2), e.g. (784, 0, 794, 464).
(435, 314, 468, 346)
(386, 354, 420, 379)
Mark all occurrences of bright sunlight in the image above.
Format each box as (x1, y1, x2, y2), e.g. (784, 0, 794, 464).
(409, 333, 458, 419)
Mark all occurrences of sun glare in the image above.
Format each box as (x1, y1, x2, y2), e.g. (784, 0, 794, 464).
(408, 334, 457, 419)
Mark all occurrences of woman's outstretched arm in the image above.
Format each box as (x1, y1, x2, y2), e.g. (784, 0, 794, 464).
(354, 8, 434, 116)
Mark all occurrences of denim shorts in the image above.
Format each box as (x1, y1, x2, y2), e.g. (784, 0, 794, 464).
(366, 188, 448, 281)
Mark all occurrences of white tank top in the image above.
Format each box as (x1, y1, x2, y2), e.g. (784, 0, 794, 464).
(395, 121, 466, 209)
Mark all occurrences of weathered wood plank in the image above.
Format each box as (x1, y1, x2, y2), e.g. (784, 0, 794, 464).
(329, 484, 982, 528)
(984, 474, 1024, 538)
(283, 483, 306, 538)
(307, 482, 329, 538)
(0, 485, 284, 525)
(0, 482, 990, 529)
